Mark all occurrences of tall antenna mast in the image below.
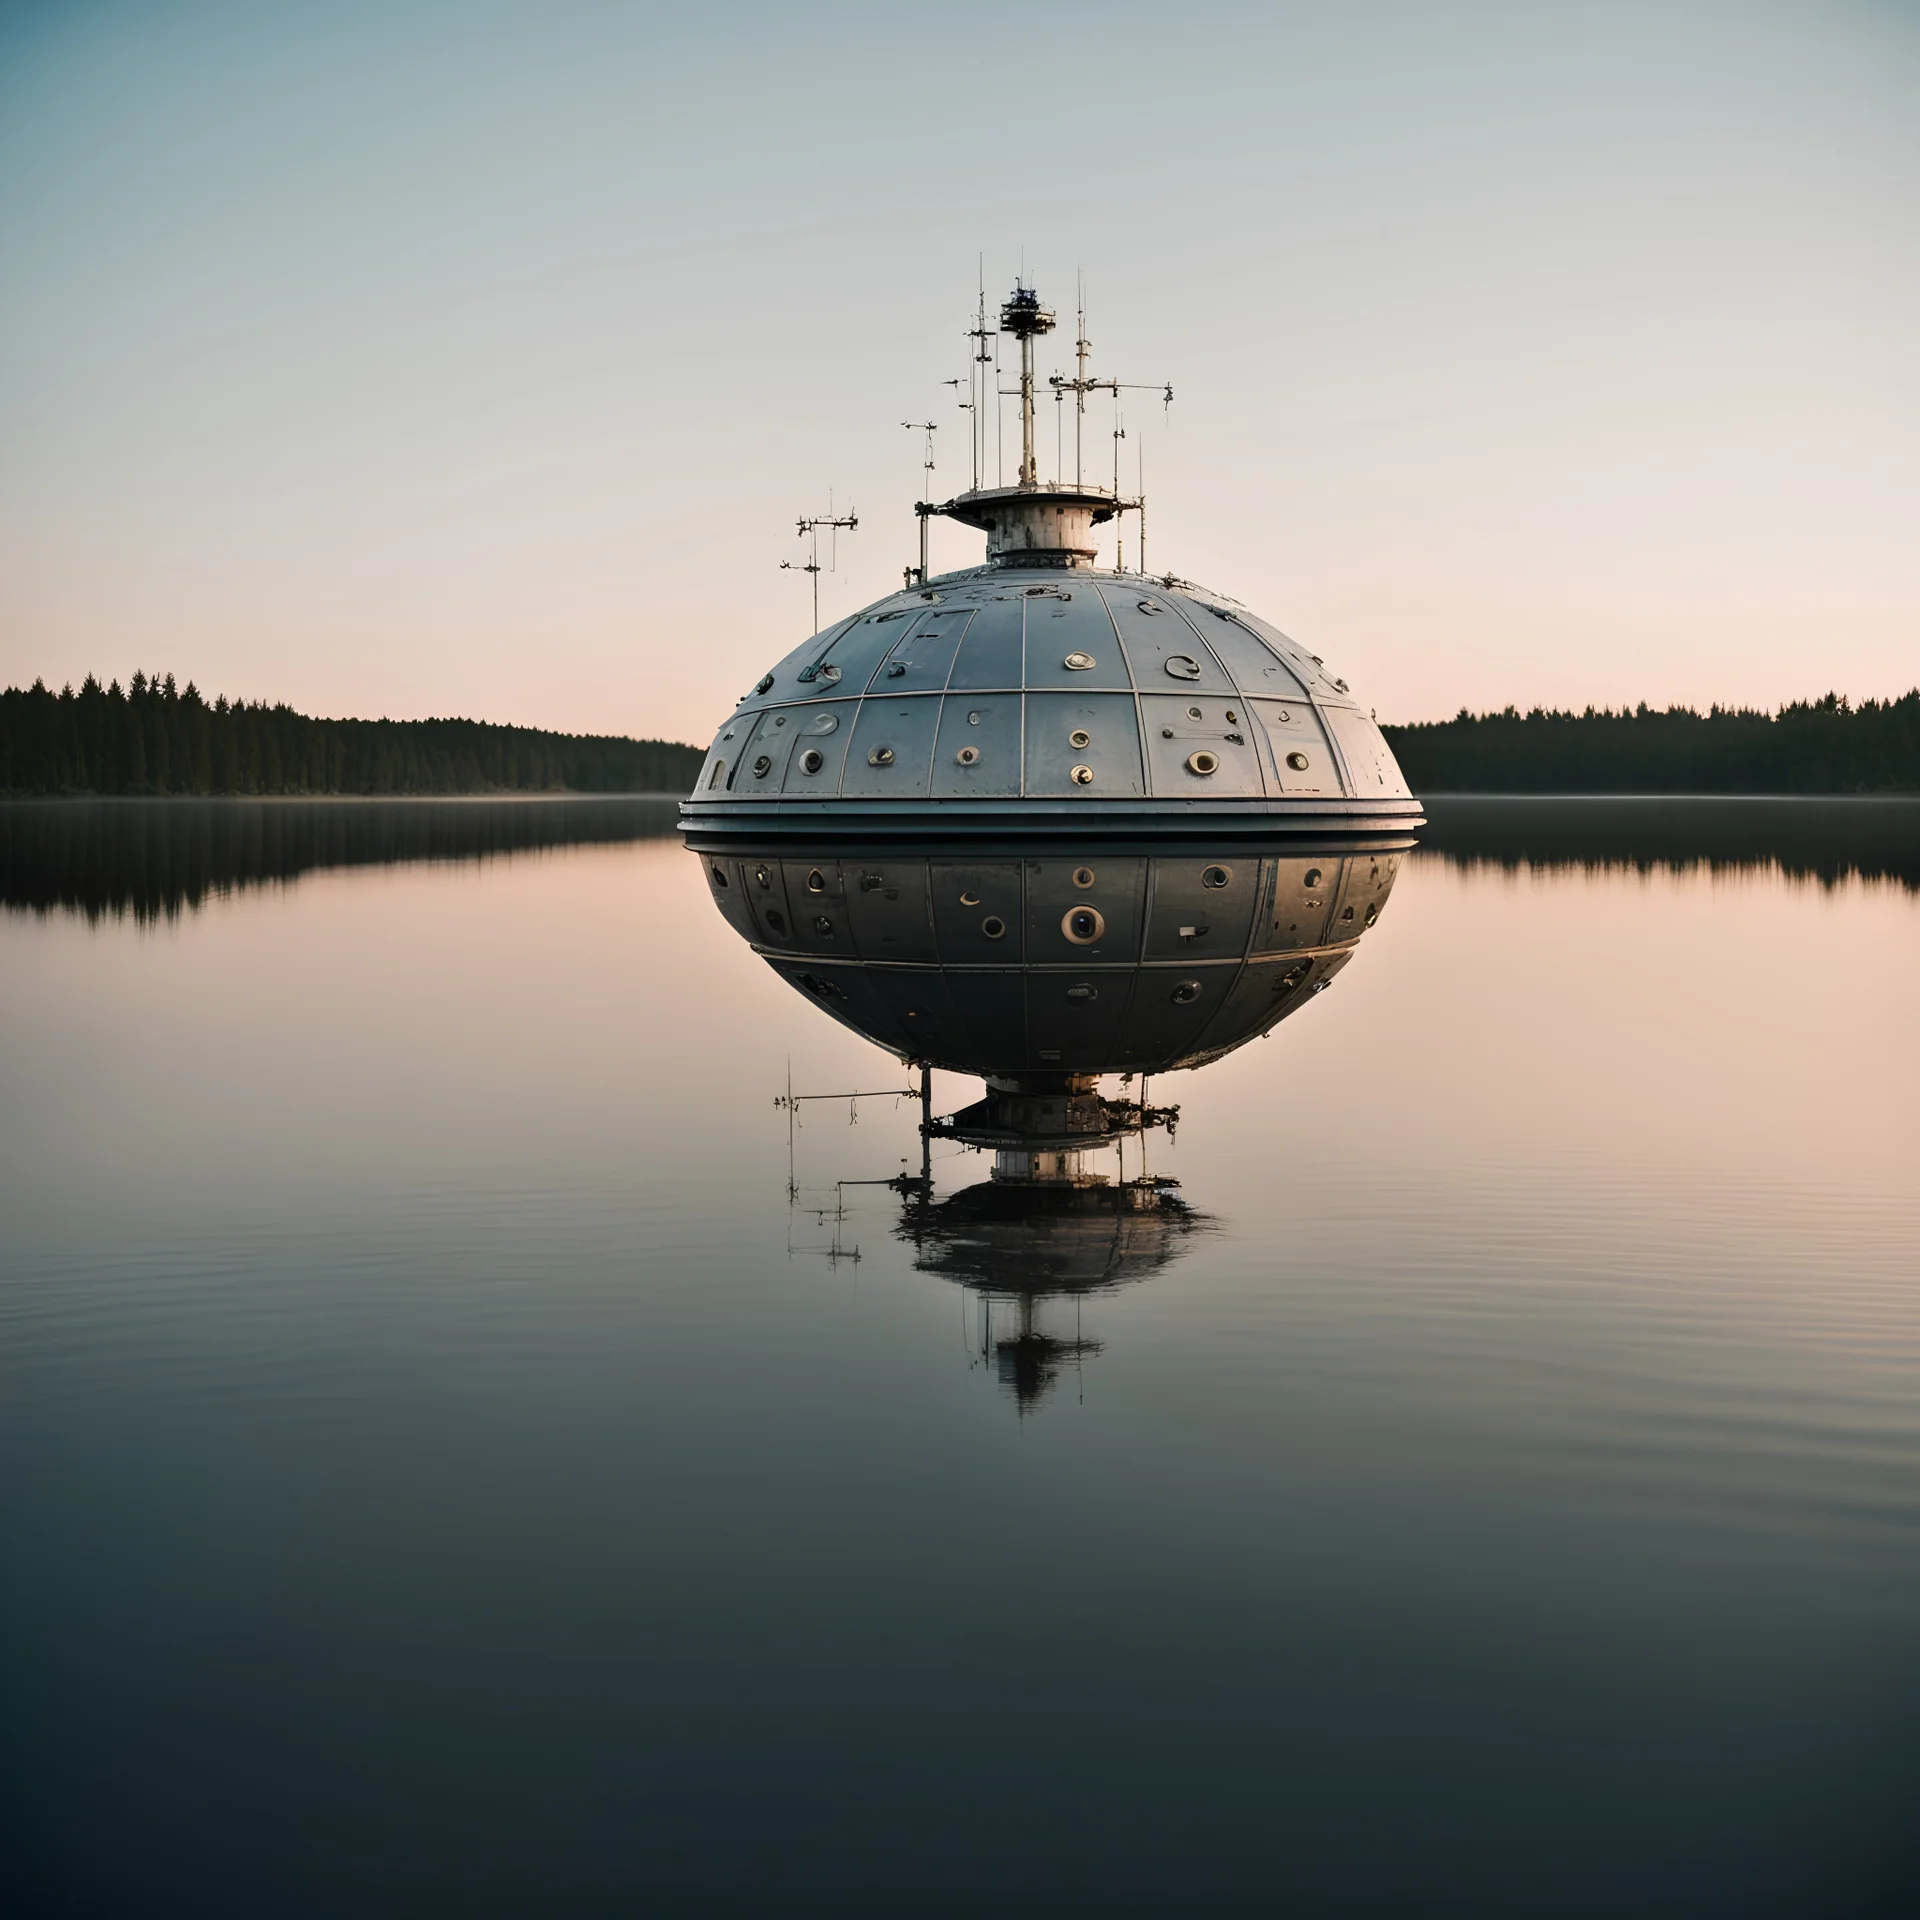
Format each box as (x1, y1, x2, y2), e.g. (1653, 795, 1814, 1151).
(781, 507, 858, 634)
(966, 268, 993, 493)
(1074, 281, 1090, 486)
(999, 283, 1056, 489)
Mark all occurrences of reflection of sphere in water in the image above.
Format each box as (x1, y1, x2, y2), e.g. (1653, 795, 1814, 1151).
(694, 842, 1406, 1079)
(680, 569, 1421, 836)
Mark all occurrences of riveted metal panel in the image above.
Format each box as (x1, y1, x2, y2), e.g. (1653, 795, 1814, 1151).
(774, 700, 860, 794)
(1025, 969, 1137, 1072)
(741, 855, 801, 948)
(1173, 605, 1310, 700)
(1184, 952, 1332, 1061)
(947, 970, 1030, 1070)
(728, 706, 803, 793)
(1250, 700, 1343, 795)
(842, 862, 937, 962)
(1140, 694, 1267, 797)
(732, 616, 859, 715)
(930, 861, 1026, 961)
(766, 959, 912, 1056)
(1020, 588, 1132, 690)
(865, 608, 976, 694)
(1023, 855, 1146, 962)
(946, 595, 1026, 689)
(694, 718, 746, 795)
(778, 859, 851, 954)
(1253, 856, 1338, 953)
(931, 693, 1023, 797)
(867, 967, 977, 1066)
(804, 607, 920, 699)
(1326, 850, 1401, 939)
(1022, 692, 1145, 796)
(1115, 960, 1244, 1069)
(1098, 585, 1236, 692)
(1228, 607, 1352, 701)
(698, 853, 759, 942)
(841, 696, 942, 796)
(1319, 704, 1413, 798)
(1142, 855, 1260, 961)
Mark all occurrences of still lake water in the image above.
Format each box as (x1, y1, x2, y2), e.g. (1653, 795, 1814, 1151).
(3, 797, 1918, 1915)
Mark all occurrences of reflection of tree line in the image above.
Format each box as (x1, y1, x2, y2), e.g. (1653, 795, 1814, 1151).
(0, 797, 681, 923)
(1, 674, 703, 797)
(1419, 796, 1920, 892)
(1385, 694, 1920, 794)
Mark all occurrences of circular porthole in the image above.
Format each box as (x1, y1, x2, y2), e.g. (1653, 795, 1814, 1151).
(752, 754, 774, 777)
(1202, 865, 1232, 889)
(1070, 764, 1095, 785)
(1186, 750, 1220, 776)
(1225, 709, 1239, 725)
(1170, 980, 1203, 1005)
(867, 745, 895, 767)
(1061, 905, 1106, 945)
(967, 710, 982, 725)
(1069, 729, 1091, 749)
(799, 749, 824, 774)
(1303, 868, 1323, 888)
(959, 890, 981, 907)
(1165, 655, 1202, 680)
(1186, 706, 1203, 720)
(955, 745, 980, 766)
(1072, 867, 1096, 889)
(1064, 651, 1096, 670)
(1287, 752, 1310, 771)
(806, 869, 826, 894)
(981, 915, 1007, 940)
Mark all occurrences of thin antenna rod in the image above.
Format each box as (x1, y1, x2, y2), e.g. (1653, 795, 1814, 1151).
(901, 421, 936, 585)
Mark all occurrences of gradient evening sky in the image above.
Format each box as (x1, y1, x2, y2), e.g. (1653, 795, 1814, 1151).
(2, 0, 1915, 743)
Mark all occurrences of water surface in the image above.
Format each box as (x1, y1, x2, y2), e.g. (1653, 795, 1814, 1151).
(3, 799, 1917, 1915)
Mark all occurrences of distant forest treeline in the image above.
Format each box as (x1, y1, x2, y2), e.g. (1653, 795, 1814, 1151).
(1382, 694, 1920, 794)
(0, 674, 704, 796)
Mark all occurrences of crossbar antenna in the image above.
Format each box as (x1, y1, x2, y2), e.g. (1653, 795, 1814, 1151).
(781, 505, 859, 635)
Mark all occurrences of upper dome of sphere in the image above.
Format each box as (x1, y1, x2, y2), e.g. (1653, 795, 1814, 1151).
(681, 560, 1415, 837)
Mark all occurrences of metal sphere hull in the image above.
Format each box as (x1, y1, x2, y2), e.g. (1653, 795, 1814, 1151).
(679, 566, 1422, 840)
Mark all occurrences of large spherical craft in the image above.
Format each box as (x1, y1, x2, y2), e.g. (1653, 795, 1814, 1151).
(679, 284, 1422, 843)
(684, 283, 1422, 1192)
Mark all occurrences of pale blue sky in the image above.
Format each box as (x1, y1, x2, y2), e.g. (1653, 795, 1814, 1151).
(2, 0, 1914, 739)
